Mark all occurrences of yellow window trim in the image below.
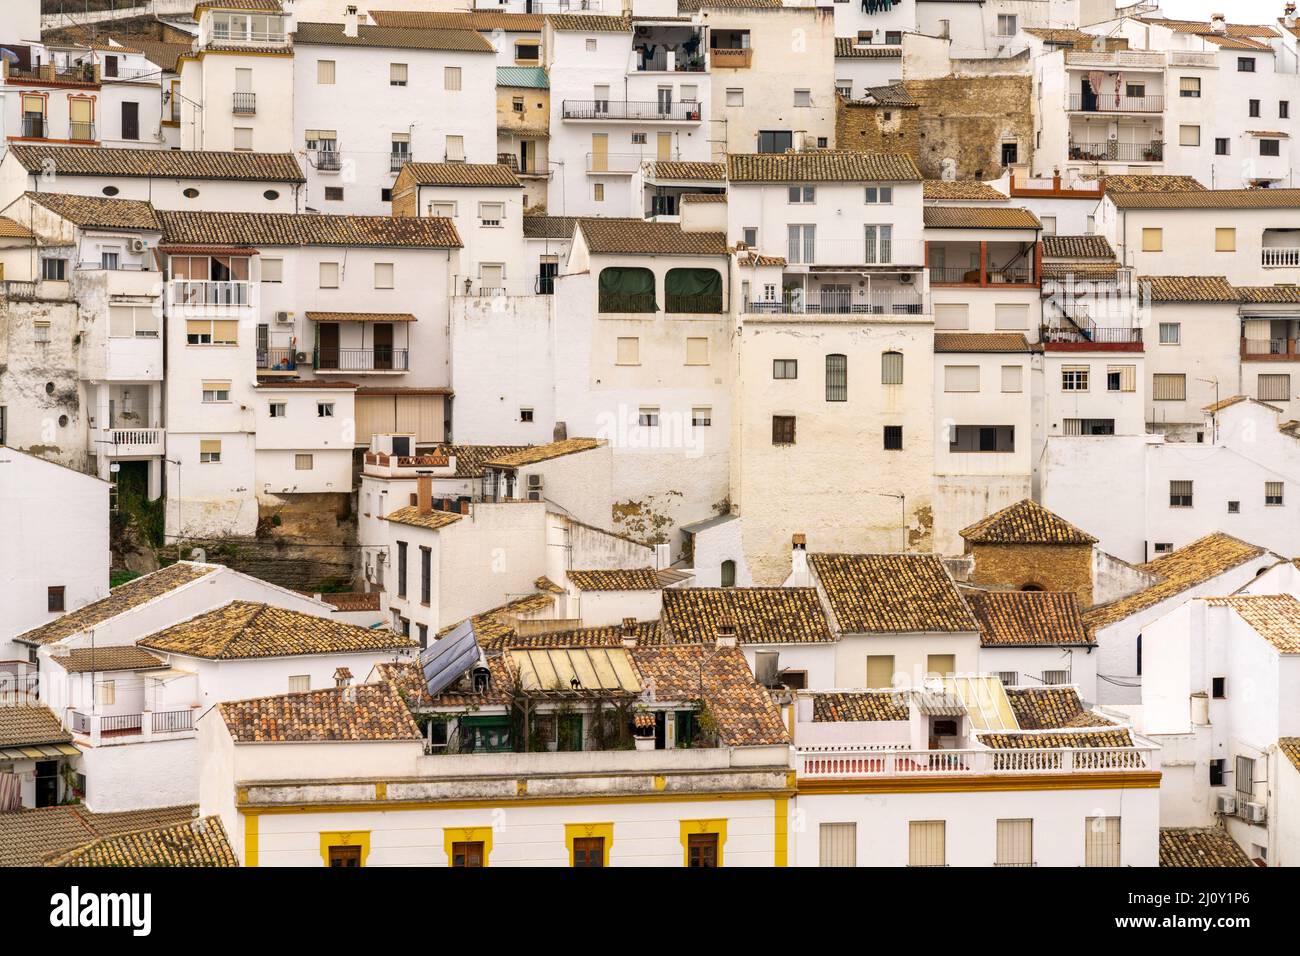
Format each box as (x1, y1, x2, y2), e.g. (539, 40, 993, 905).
(679, 818, 727, 867)
(243, 812, 258, 867)
(565, 822, 613, 866)
(443, 826, 493, 867)
(319, 830, 370, 867)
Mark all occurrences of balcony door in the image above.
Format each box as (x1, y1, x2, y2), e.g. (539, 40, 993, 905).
(373, 322, 394, 370)
(318, 322, 340, 370)
(591, 132, 608, 172)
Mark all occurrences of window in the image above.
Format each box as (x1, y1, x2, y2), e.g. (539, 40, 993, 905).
(996, 820, 1033, 867)
(788, 185, 815, 204)
(720, 560, 736, 588)
(1261, 139, 1281, 157)
(881, 351, 903, 385)
(950, 425, 1015, 453)
(41, 258, 67, 281)
(944, 365, 979, 393)
(1152, 373, 1187, 401)
(1085, 817, 1121, 867)
(430, 201, 456, 218)
(1001, 141, 1018, 166)
(1238, 57, 1256, 72)
(926, 654, 955, 677)
(866, 655, 894, 688)
(1282, 101, 1291, 119)
(444, 66, 462, 91)
(1179, 76, 1200, 98)
(787, 224, 815, 264)
(825, 354, 847, 401)
(1001, 365, 1023, 393)
(446, 135, 464, 162)
(864, 186, 893, 204)
(742, 227, 758, 248)
(692, 406, 712, 427)
(261, 257, 283, 283)
(33, 321, 50, 343)
(1158, 322, 1180, 344)
(685, 337, 709, 366)
(836, 79, 852, 97)
(390, 63, 407, 86)
(1040, 215, 1057, 235)
(687, 833, 719, 867)
(1107, 365, 1136, 392)
(592, 183, 604, 202)
(793, 89, 812, 107)
(1211, 676, 1226, 700)
(1142, 227, 1163, 251)
(95, 679, 115, 706)
(1249, 99, 1261, 118)
(996, 13, 1017, 35)
(294, 453, 313, 471)
(772, 415, 796, 445)
(288, 675, 310, 694)
(864, 224, 892, 263)
(199, 439, 221, 463)
(317, 59, 335, 84)
(1215, 138, 1230, 156)
(773, 359, 797, 380)
(477, 202, 505, 227)
(419, 546, 431, 604)
(1210, 758, 1226, 787)
(515, 42, 539, 64)
(1061, 366, 1089, 391)
(1179, 125, 1200, 147)
(319, 262, 340, 288)
(1063, 418, 1115, 435)
(269, 402, 286, 418)
(317, 402, 334, 418)
(1235, 755, 1255, 803)
(757, 130, 793, 153)
(585, 38, 597, 52)
(572, 837, 604, 867)
(994, 304, 1029, 330)
(1169, 480, 1193, 508)
(819, 823, 856, 867)
(726, 88, 743, 107)
(373, 262, 395, 290)
(1258, 374, 1290, 401)
(638, 407, 660, 427)
(934, 303, 969, 330)
(908, 821, 945, 867)
(883, 425, 903, 450)
(47, 586, 65, 613)
(201, 381, 231, 403)
(323, 186, 343, 202)
(616, 337, 640, 365)
(233, 127, 252, 151)
(1266, 482, 1284, 506)
(396, 541, 407, 599)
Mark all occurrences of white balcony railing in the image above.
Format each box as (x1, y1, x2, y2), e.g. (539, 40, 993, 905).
(168, 280, 252, 307)
(796, 744, 1156, 778)
(1168, 51, 1217, 68)
(783, 238, 926, 267)
(105, 428, 164, 456)
(1065, 50, 1166, 70)
(69, 708, 196, 745)
(1262, 248, 1300, 268)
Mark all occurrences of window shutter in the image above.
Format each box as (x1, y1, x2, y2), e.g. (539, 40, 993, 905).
(934, 303, 969, 330)
(1001, 364, 1023, 393)
(908, 821, 945, 867)
(616, 337, 639, 365)
(212, 320, 239, 343)
(200, 439, 221, 454)
(996, 820, 1033, 867)
(944, 365, 980, 392)
(819, 823, 857, 867)
(1258, 374, 1290, 401)
(685, 337, 709, 365)
(1152, 373, 1186, 401)
(1107, 364, 1136, 392)
(993, 303, 1028, 329)
(881, 351, 903, 385)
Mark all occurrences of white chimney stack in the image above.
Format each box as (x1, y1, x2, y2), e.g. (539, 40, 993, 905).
(1210, 13, 1227, 33)
(790, 533, 810, 586)
(621, 617, 638, 648)
(344, 5, 359, 38)
(715, 612, 737, 648)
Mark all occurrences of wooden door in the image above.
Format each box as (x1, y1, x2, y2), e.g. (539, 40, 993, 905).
(318, 322, 340, 369)
(328, 845, 362, 867)
(572, 837, 604, 867)
(373, 322, 394, 370)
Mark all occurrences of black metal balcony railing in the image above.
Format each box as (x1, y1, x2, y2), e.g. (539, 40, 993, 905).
(930, 266, 981, 284)
(562, 99, 702, 121)
(233, 91, 256, 114)
(101, 713, 144, 735)
(315, 150, 342, 170)
(665, 293, 724, 314)
(21, 116, 45, 138)
(931, 266, 1034, 285)
(1069, 141, 1163, 162)
(598, 292, 657, 313)
(69, 122, 96, 141)
(1041, 324, 1143, 344)
(390, 153, 410, 172)
(153, 709, 194, 733)
(1068, 93, 1164, 112)
(257, 347, 299, 371)
(314, 347, 410, 371)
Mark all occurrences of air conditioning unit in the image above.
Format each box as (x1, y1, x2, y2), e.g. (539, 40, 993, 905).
(1243, 802, 1267, 824)
(129, 238, 148, 254)
(899, 273, 914, 284)
(275, 311, 293, 324)
(295, 351, 308, 364)
(1216, 793, 1237, 815)
(526, 473, 544, 501)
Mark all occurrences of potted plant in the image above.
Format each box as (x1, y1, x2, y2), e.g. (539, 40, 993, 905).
(633, 709, 656, 751)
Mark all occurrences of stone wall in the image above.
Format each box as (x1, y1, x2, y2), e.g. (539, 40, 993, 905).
(836, 98, 919, 159)
(968, 542, 1094, 607)
(905, 75, 1034, 181)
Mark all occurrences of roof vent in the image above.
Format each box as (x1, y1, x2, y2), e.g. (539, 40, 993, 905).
(621, 617, 638, 648)
(715, 611, 737, 648)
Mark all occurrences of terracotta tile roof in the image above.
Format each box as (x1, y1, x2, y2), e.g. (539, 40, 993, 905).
(965, 590, 1093, 647)
(1111, 188, 1300, 210)
(1160, 826, 1254, 867)
(505, 619, 665, 648)
(435, 591, 559, 649)
(923, 206, 1041, 229)
(679, 0, 782, 9)
(16, 562, 220, 646)
(1235, 285, 1300, 304)
(1280, 738, 1300, 772)
(220, 681, 422, 743)
(577, 219, 727, 256)
(661, 587, 836, 645)
(7, 144, 304, 182)
(293, 21, 494, 52)
(48, 646, 167, 673)
(567, 568, 662, 591)
(44, 816, 237, 867)
(26, 192, 160, 230)
(1137, 16, 1277, 37)
(924, 179, 1005, 201)
(522, 215, 578, 239)
(1023, 27, 1094, 43)
(1139, 275, 1239, 302)
(961, 499, 1097, 546)
(1102, 174, 1207, 193)
(1204, 395, 1271, 414)
(680, 192, 727, 204)
(315, 591, 382, 612)
(1004, 687, 1112, 729)
(304, 311, 417, 323)
(629, 645, 789, 746)
(1042, 234, 1115, 258)
(1041, 262, 1121, 280)
(399, 162, 521, 187)
(370, 9, 544, 31)
(835, 38, 902, 57)
(157, 211, 462, 248)
(646, 161, 726, 181)
(120, 37, 192, 72)
(383, 505, 464, 531)
(809, 553, 978, 633)
(933, 332, 1036, 353)
(0, 804, 198, 868)
(737, 252, 787, 267)
(137, 601, 416, 659)
(379, 655, 516, 709)
(484, 437, 602, 467)
(255, 379, 358, 390)
(978, 727, 1136, 751)
(196, 0, 281, 10)
(0, 216, 33, 238)
(545, 13, 632, 32)
(1198, 33, 1273, 50)
(435, 443, 527, 477)
(1084, 533, 1269, 632)
(728, 151, 921, 183)
(862, 82, 916, 107)
(0, 706, 73, 748)
(1202, 594, 1300, 653)
(811, 691, 910, 721)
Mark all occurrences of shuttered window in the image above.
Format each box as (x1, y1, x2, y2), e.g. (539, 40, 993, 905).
(685, 337, 709, 366)
(908, 821, 945, 867)
(1179, 76, 1201, 97)
(881, 351, 903, 385)
(1266, 481, 1284, 506)
(319, 262, 339, 288)
(866, 654, 894, 688)
(316, 59, 335, 84)
(1084, 817, 1121, 867)
(996, 819, 1033, 867)
(616, 337, 639, 365)
(926, 654, 955, 677)
(1152, 373, 1186, 401)
(1169, 480, 1193, 507)
(944, 365, 979, 392)
(1142, 227, 1163, 251)
(294, 453, 313, 470)
(825, 354, 847, 401)
(1258, 374, 1290, 401)
(1215, 228, 1236, 252)
(199, 439, 221, 463)
(772, 416, 796, 445)
(994, 303, 1029, 330)
(1107, 364, 1136, 392)
(934, 303, 969, 330)
(1001, 365, 1023, 393)
(819, 823, 857, 867)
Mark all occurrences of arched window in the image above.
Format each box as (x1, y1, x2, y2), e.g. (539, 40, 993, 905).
(665, 268, 723, 313)
(825, 354, 847, 402)
(881, 350, 904, 385)
(720, 560, 736, 588)
(1020, 583, 1044, 592)
(598, 267, 656, 313)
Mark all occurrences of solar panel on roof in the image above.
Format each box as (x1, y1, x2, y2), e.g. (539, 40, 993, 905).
(420, 619, 481, 697)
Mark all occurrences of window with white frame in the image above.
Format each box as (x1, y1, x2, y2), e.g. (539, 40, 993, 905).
(1169, 480, 1193, 507)
(445, 135, 464, 162)
(444, 66, 462, 91)
(199, 439, 221, 463)
(692, 406, 712, 427)
(864, 186, 893, 204)
(390, 63, 407, 86)
(1158, 322, 1180, 344)
(1001, 365, 1023, 393)
(616, 337, 640, 365)
(479, 202, 504, 226)
(317, 59, 335, 84)
(1152, 373, 1186, 401)
(944, 365, 980, 392)
(269, 402, 286, 418)
(908, 821, 945, 867)
(685, 337, 709, 365)
(374, 262, 394, 289)
(288, 675, 310, 693)
(261, 257, 283, 282)
(788, 185, 815, 204)
(638, 406, 659, 427)
(319, 262, 340, 288)
(1061, 365, 1089, 391)
(295, 453, 313, 470)
(996, 13, 1017, 35)
(793, 89, 812, 107)
(201, 381, 231, 403)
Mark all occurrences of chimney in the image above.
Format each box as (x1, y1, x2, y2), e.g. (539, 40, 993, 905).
(344, 5, 359, 38)
(790, 533, 810, 586)
(715, 611, 737, 648)
(553, 420, 568, 442)
(1287, 3, 1297, 27)
(416, 474, 433, 514)
(334, 667, 353, 688)
(1210, 13, 1227, 33)
(621, 617, 638, 648)
(654, 542, 670, 570)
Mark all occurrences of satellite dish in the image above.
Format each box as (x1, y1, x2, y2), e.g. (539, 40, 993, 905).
(419, 619, 481, 698)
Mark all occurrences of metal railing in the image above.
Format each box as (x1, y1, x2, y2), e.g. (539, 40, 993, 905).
(665, 293, 724, 314)
(314, 150, 342, 171)
(745, 291, 926, 315)
(562, 99, 702, 121)
(931, 266, 1034, 285)
(1262, 248, 1300, 267)
(1069, 141, 1163, 162)
(1067, 93, 1164, 113)
(69, 121, 96, 141)
(257, 347, 299, 370)
(796, 744, 1155, 778)
(232, 91, 256, 114)
(168, 280, 252, 306)
(784, 238, 926, 267)
(100, 712, 144, 735)
(153, 709, 193, 733)
(599, 292, 657, 313)
(21, 116, 46, 138)
(390, 153, 411, 172)
(1040, 324, 1143, 344)
(314, 347, 410, 372)
(1241, 336, 1300, 357)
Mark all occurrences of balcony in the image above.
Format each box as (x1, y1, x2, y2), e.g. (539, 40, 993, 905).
(103, 427, 165, 457)
(68, 121, 96, 142)
(20, 116, 46, 138)
(1069, 141, 1163, 162)
(315, 347, 410, 373)
(70, 708, 195, 745)
(930, 265, 1034, 285)
(314, 149, 342, 171)
(1, 280, 37, 300)
(232, 91, 256, 114)
(1067, 93, 1164, 113)
(169, 279, 252, 308)
(786, 238, 926, 268)
(796, 743, 1156, 778)
(390, 153, 411, 173)
(745, 290, 927, 315)
(1263, 248, 1300, 268)
(1041, 324, 1143, 352)
(257, 347, 301, 372)
(1065, 50, 1166, 70)
(710, 48, 752, 69)
(363, 449, 451, 478)
(562, 99, 702, 122)
(1241, 337, 1300, 360)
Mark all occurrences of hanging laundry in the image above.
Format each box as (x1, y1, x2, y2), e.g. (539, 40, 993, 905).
(1088, 70, 1104, 95)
